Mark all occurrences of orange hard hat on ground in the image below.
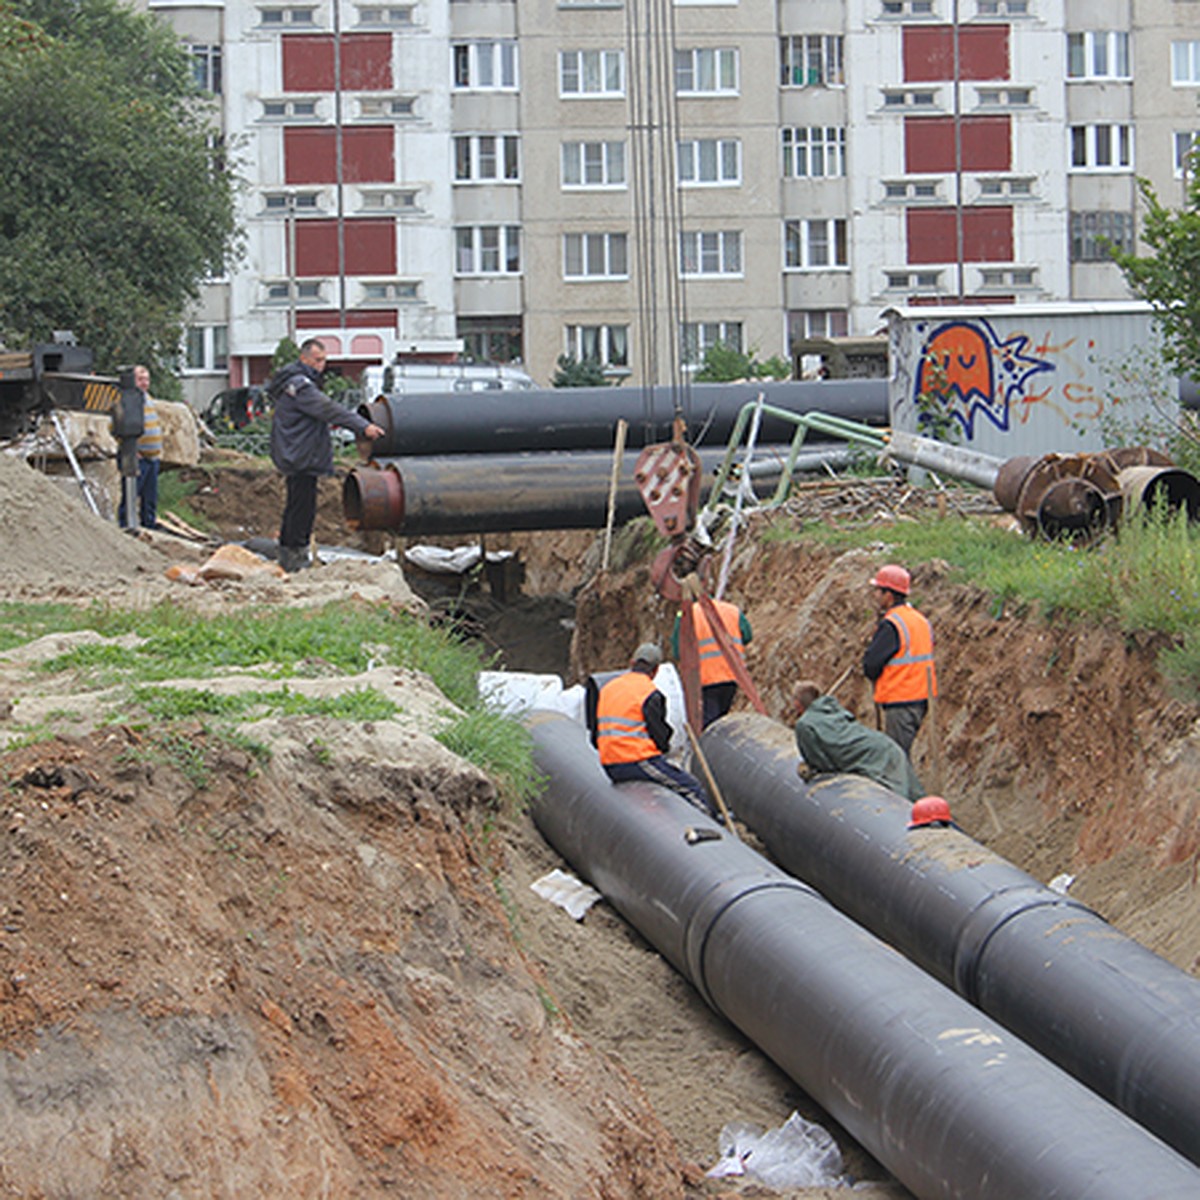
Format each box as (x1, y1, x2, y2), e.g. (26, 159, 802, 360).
(871, 564, 911, 595)
(908, 796, 953, 829)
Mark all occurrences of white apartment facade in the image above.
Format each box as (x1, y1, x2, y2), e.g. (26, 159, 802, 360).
(146, 0, 1200, 402)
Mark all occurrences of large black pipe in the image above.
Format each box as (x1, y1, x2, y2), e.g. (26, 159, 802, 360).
(343, 445, 847, 535)
(526, 710, 1200, 1200)
(699, 712, 1200, 1166)
(358, 379, 886, 458)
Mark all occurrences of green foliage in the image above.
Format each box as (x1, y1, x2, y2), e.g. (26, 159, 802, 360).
(155, 472, 213, 532)
(1112, 167, 1200, 385)
(912, 352, 963, 445)
(271, 338, 301, 372)
(552, 354, 610, 388)
(436, 708, 543, 811)
(694, 342, 792, 383)
(129, 683, 398, 723)
(0, 0, 239, 373)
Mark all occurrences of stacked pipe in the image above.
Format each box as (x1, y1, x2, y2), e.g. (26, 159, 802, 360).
(698, 711, 1200, 1167)
(885, 430, 1200, 540)
(343, 380, 887, 536)
(526, 710, 1200, 1200)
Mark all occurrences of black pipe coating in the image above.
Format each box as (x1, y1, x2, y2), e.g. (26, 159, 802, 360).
(699, 712, 1200, 1167)
(526, 709, 1200, 1200)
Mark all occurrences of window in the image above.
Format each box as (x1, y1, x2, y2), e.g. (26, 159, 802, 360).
(360, 188, 418, 210)
(453, 41, 518, 90)
(979, 267, 1036, 288)
(978, 0, 1028, 12)
(784, 218, 848, 269)
(675, 48, 738, 94)
(260, 6, 316, 24)
(1070, 211, 1134, 261)
(885, 270, 943, 291)
(976, 87, 1032, 107)
(1172, 42, 1200, 85)
(559, 49, 624, 96)
(884, 180, 940, 201)
(682, 322, 743, 367)
(1066, 32, 1130, 80)
(782, 127, 846, 178)
(359, 96, 417, 118)
(262, 99, 318, 120)
(777, 34, 844, 87)
(1070, 124, 1133, 171)
(264, 191, 322, 212)
(458, 317, 523, 365)
(678, 138, 741, 184)
(680, 231, 742, 276)
(360, 280, 420, 302)
(190, 44, 222, 94)
(882, 0, 934, 14)
(455, 226, 521, 275)
(789, 310, 849, 340)
(183, 325, 228, 372)
(1175, 132, 1200, 177)
(565, 325, 629, 370)
(563, 232, 628, 279)
(358, 5, 414, 24)
(263, 280, 324, 303)
(454, 134, 520, 182)
(978, 176, 1035, 199)
(882, 88, 939, 108)
(562, 141, 626, 188)
(780, 35, 844, 87)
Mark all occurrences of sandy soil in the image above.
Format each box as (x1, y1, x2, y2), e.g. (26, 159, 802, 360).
(2, 449, 1199, 1198)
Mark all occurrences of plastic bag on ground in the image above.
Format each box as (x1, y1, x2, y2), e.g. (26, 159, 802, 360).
(707, 1111, 848, 1190)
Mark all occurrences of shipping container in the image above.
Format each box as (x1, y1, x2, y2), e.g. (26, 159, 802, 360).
(886, 302, 1180, 458)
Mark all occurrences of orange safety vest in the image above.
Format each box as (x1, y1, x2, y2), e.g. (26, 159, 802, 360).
(595, 671, 660, 765)
(692, 600, 745, 686)
(873, 604, 938, 705)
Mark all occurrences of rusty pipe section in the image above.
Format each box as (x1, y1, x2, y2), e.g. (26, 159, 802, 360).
(699, 712, 1200, 1166)
(357, 379, 886, 458)
(343, 446, 851, 535)
(526, 709, 1200, 1200)
(885, 432, 1200, 540)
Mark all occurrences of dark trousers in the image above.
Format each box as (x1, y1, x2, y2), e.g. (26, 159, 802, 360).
(882, 701, 927, 756)
(279, 473, 319, 550)
(701, 682, 738, 729)
(604, 755, 715, 818)
(119, 457, 160, 530)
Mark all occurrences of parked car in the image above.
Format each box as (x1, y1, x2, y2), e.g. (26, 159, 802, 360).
(202, 386, 270, 430)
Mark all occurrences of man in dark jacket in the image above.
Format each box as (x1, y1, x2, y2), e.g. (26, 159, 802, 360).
(790, 679, 924, 801)
(268, 339, 383, 572)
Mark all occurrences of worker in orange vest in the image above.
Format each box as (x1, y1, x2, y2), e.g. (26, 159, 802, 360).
(592, 643, 716, 817)
(862, 564, 937, 756)
(671, 598, 753, 728)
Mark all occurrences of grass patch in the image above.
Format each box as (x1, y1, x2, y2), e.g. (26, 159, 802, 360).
(436, 707, 543, 812)
(128, 683, 398, 723)
(156, 472, 214, 532)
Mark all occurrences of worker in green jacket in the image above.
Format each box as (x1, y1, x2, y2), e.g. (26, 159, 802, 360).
(789, 679, 924, 801)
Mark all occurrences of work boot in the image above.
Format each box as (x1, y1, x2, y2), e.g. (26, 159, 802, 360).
(278, 545, 310, 573)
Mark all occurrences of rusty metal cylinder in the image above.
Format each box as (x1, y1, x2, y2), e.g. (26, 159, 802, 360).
(1118, 465, 1200, 521)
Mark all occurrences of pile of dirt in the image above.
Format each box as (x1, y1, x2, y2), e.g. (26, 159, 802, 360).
(3, 451, 1200, 1199)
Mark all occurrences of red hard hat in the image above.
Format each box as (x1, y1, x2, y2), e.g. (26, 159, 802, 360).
(871, 564, 911, 595)
(908, 796, 953, 829)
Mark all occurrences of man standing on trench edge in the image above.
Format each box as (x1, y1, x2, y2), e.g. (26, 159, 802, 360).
(591, 643, 719, 820)
(268, 338, 384, 573)
(862, 563, 937, 756)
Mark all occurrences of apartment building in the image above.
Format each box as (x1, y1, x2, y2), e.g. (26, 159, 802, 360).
(148, 0, 1200, 401)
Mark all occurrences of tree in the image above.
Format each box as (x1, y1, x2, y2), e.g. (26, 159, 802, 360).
(0, 0, 239, 378)
(1112, 164, 1200, 383)
(693, 342, 792, 383)
(552, 354, 610, 387)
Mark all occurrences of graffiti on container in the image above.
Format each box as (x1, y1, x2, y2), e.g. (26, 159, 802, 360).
(912, 318, 1104, 440)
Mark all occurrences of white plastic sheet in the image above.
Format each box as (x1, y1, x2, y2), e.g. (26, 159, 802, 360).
(530, 868, 602, 920)
(706, 1111, 848, 1190)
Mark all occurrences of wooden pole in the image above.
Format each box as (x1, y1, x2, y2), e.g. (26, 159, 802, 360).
(600, 419, 627, 575)
(925, 664, 943, 795)
(685, 721, 739, 839)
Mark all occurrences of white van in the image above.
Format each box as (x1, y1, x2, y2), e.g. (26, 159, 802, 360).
(362, 361, 535, 398)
